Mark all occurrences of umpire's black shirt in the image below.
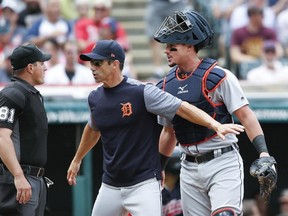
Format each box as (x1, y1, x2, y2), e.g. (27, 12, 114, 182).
(0, 77, 48, 167)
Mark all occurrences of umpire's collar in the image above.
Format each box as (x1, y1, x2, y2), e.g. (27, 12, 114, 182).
(11, 76, 40, 94)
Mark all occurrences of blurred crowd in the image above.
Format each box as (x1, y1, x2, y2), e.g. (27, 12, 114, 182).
(242, 188, 288, 216)
(0, 0, 136, 85)
(0, 0, 288, 85)
(208, 0, 288, 82)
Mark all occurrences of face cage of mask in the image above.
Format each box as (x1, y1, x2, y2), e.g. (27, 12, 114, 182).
(153, 11, 193, 38)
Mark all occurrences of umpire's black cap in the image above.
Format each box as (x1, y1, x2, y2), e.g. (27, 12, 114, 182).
(10, 43, 51, 70)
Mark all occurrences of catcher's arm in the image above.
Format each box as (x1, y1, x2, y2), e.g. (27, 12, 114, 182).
(250, 134, 277, 204)
(234, 106, 277, 203)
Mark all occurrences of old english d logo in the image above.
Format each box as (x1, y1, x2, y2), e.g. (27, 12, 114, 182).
(121, 102, 133, 117)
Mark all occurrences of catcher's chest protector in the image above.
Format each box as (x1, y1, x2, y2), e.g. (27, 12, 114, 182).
(157, 58, 232, 145)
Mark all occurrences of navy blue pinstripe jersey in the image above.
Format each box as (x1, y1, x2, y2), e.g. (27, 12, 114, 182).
(88, 76, 181, 187)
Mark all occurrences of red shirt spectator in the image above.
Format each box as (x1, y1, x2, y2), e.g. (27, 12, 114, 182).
(74, 0, 129, 54)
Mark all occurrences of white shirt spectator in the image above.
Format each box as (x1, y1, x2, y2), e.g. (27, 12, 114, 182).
(247, 61, 288, 83)
(45, 63, 95, 85)
(45, 40, 95, 85)
(247, 40, 288, 83)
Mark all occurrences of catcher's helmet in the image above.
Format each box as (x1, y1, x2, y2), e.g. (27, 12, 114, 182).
(153, 10, 214, 51)
(165, 146, 181, 175)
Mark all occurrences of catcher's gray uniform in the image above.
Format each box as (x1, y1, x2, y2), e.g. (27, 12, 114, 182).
(159, 68, 248, 215)
(155, 9, 276, 216)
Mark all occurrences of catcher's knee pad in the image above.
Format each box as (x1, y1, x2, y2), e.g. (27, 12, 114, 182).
(212, 208, 238, 216)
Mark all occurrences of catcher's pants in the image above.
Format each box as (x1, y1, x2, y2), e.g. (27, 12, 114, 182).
(91, 178, 162, 216)
(180, 149, 244, 216)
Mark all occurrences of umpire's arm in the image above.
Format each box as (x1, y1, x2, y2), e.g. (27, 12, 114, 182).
(0, 128, 32, 204)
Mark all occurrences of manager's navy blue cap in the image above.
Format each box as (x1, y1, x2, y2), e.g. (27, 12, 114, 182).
(80, 40, 125, 64)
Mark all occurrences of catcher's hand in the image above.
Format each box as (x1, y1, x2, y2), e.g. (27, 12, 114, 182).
(250, 156, 277, 204)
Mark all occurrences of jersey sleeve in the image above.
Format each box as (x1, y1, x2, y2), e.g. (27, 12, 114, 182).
(215, 69, 249, 114)
(88, 112, 99, 131)
(0, 88, 25, 129)
(144, 84, 182, 120)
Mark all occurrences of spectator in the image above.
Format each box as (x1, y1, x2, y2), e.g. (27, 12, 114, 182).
(23, 0, 72, 48)
(67, 0, 92, 34)
(230, 5, 281, 78)
(74, 0, 129, 55)
(73, 0, 92, 23)
(17, 0, 43, 28)
(0, 8, 9, 36)
(0, 46, 13, 83)
(144, 0, 191, 78)
(211, 0, 245, 68)
(41, 38, 64, 69)
(278, 189, 288, 216)
(276, 6, 288, 57)
(0, 8, 9, 58)
(162, 146, 183, 216)
(268, 0, 288, 14)
(247, 40, 288, 82)
(0, 0, 27, 52)
(45, 40, 95, 85)
(229, 0, 276, 31)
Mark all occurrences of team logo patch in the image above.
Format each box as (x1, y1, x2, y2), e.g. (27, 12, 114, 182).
(121, 102, 133, 117)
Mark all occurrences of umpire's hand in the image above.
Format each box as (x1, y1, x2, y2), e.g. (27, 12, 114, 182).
(14, 174, 32, 204)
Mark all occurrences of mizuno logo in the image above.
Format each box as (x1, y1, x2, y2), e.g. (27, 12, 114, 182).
(177, 84, 188, 94)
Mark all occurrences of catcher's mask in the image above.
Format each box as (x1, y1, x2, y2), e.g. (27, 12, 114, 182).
(153, 10, 214, 51)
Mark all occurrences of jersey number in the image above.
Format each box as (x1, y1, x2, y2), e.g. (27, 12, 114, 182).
(0, 106, 15, 123)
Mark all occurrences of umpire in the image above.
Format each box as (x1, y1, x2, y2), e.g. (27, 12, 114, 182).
(0, 43, 51, 216)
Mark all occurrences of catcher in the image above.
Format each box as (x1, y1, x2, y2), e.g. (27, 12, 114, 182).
(154, 9, 278, 216)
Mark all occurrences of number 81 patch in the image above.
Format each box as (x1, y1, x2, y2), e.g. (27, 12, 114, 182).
(0, 106, 15, 123)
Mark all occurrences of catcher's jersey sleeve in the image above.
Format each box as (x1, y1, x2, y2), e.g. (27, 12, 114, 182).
(213, 69, 249, 114)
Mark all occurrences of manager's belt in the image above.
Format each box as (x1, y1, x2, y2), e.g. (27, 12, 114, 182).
(182, 146, 234, 164)
(0, 164, 45, 177)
